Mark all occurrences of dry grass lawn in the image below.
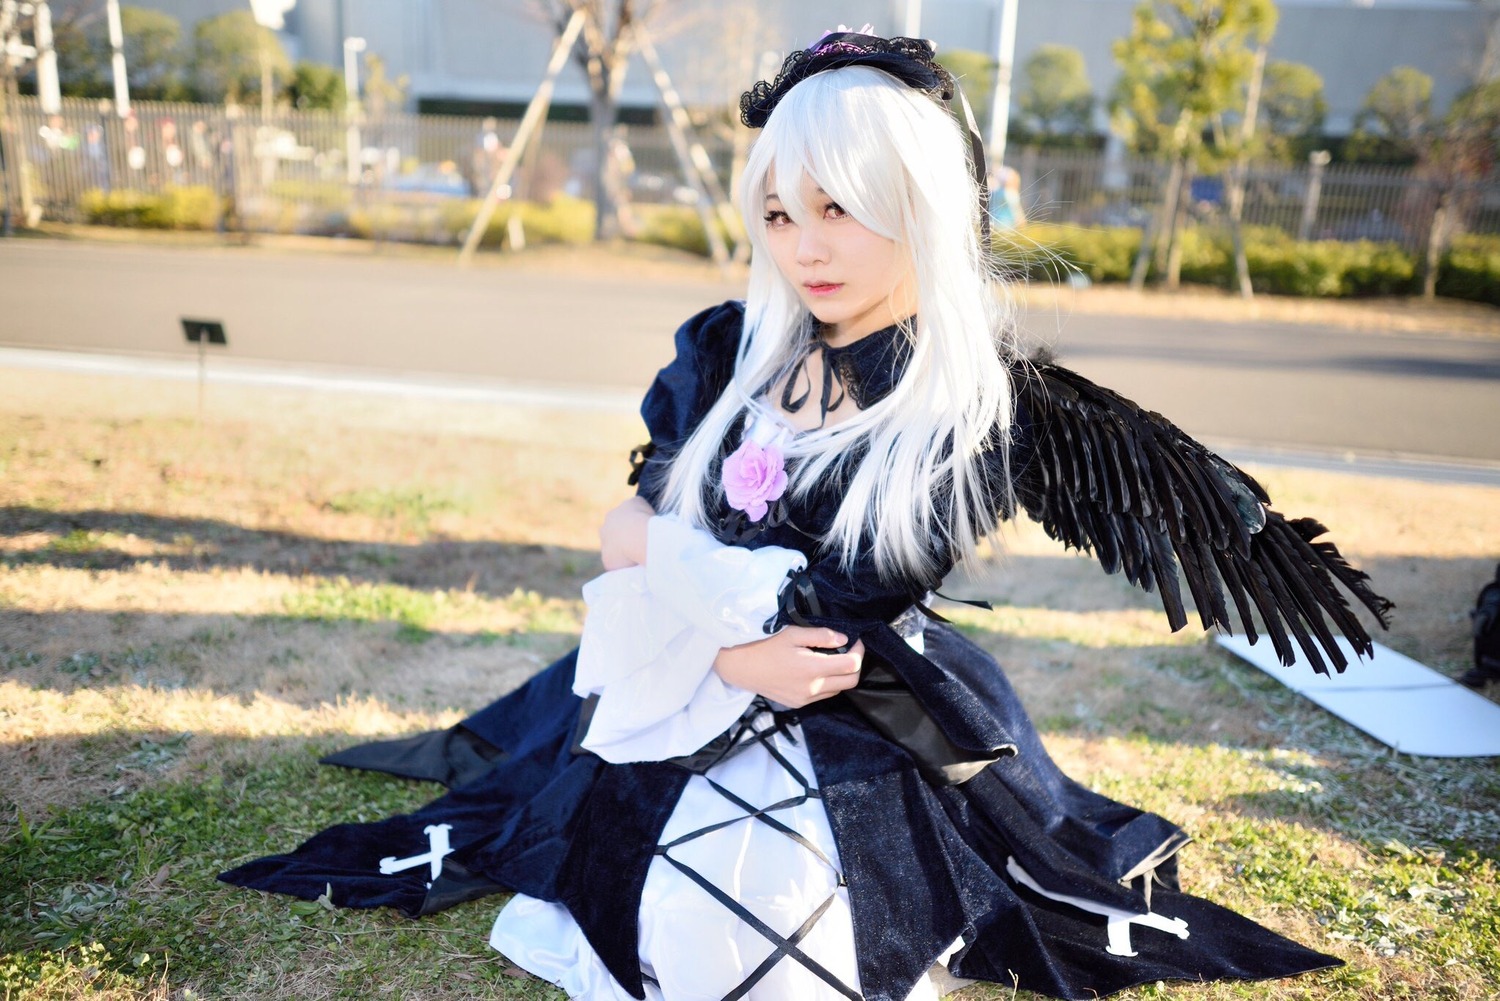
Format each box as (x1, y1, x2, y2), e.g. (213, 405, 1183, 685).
(2, 364, 1498, 1000)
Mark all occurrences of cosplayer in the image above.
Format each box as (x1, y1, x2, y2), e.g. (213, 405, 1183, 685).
(222, 29, 1392, 1001)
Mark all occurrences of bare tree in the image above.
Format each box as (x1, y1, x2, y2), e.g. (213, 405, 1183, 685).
(666, 0, 782, 252)
(532, 0, 668, 241)
(1417, 37, 1499, 296)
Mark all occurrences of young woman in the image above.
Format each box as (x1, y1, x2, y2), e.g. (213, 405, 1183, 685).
(223, 30, 1390, 1001)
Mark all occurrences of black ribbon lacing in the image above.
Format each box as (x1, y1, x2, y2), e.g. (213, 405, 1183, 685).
(769, 570, 858, 655)
(718, 497, 793, 545)
(781, 340, 847, 429)
(653, 699, 862, 1001)
(914, 590, 995, 624)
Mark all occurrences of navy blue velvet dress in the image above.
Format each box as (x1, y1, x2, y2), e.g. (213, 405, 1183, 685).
(221, 301, 1339, 1000)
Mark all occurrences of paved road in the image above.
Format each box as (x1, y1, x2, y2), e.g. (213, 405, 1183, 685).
(3, 240, 1498, 463)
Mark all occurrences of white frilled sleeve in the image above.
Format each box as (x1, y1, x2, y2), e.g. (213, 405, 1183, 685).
(571, 515, 807, 763)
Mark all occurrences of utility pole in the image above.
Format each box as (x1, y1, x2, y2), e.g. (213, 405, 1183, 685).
(987, 0, 1018, 168)
(1, 0, 39, 233)
(105, 0, 129, 117)
(248, 0, 296, 117)
(902, 0, 922, 37)
(343, 35, 364, 185)
(32, 0, 56, 113)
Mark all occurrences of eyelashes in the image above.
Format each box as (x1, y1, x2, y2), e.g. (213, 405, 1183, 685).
(763, 203, 847, 226)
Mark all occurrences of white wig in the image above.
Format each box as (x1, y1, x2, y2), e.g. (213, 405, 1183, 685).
(659, 64, 1018, 583)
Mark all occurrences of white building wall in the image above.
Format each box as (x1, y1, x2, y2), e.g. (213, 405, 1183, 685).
(116, 0, 1494, 134)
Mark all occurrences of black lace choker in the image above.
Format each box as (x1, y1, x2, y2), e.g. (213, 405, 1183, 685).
(777, 319, 914, 427)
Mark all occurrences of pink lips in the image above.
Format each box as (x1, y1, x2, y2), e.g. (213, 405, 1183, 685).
(804, 281, 843, 297)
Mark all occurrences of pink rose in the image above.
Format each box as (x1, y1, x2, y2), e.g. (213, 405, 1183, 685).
(721, 438, 788, 522)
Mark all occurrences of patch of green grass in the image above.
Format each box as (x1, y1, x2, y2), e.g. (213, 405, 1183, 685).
(47, 529, 111, 555)
(59, 650, 107, 679)
(0, 743, 561, 999)
(464, 630, 503, 648)
(355, 546, 401, 568)
(0, 647, 43, 670)
(503, 588, 582, 635)
(119, 732, 193, 773)
(0, 940, 169, 1000)
(323, 487, 465, 535)
(283, 578, 447, 633)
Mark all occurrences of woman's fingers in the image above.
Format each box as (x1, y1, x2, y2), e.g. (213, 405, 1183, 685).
(797, 638, 865, 703)
(780, 626, 849, 651)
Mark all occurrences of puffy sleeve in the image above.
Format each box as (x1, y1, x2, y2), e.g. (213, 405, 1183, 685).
(573, 515, 807, 763)
(633, 300, 745, 508)
(575, 302, 809, 763)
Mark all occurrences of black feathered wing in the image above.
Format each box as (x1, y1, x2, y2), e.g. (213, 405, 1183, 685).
(1009, 361, 1393, 675)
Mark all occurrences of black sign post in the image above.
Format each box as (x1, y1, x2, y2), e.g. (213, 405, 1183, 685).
(181, 318, 228, 421)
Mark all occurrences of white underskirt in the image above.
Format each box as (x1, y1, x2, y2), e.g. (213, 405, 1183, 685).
(489, 719, 964, 1000)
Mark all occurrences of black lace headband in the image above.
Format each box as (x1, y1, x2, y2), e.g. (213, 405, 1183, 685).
(739, 33, 955, 129)
(737, 30, 995, 243)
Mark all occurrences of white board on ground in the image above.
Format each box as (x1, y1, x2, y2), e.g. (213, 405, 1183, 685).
(1215, 635, 1500, 758)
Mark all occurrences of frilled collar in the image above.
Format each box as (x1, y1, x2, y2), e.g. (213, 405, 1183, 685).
(776, 318, 915, 426)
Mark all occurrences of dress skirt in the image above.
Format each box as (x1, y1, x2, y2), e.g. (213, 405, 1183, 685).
(220, 621, 1340, 1001)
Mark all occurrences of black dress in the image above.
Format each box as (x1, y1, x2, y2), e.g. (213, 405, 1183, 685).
(221, 301, 1342, 1000)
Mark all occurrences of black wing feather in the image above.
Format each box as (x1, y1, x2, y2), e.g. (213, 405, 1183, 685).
(1012, 362, 1393, 674)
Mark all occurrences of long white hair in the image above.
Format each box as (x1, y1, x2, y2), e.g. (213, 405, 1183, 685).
(658, 64, 1018, 583)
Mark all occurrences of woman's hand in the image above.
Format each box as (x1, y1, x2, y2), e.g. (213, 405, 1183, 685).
(599, 495, 656, 570)
(713, 627, 865, 709)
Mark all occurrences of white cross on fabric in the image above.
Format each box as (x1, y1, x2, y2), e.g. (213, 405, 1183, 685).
(1005, 857, 1189, 958)
(379, 823, 454, 886)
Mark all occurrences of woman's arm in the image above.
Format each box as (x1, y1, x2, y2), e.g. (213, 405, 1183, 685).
(599, 495, 655, 571)
(598, 495, 865, 709)
(713, 629, 865, 709)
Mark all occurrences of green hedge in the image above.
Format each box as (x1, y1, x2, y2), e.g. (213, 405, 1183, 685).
(435, 194, 596, 248)
(634, 204, 740, 258)
(1009, 224, 1498, 304)
(1436, 234, 1500, 307)
(80, 186, 221, 230)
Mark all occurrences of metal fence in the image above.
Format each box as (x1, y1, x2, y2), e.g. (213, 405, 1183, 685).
(0, 95, 726, 242)
(1013, 146, 1500, 252)
(3, 95, 1496, 251)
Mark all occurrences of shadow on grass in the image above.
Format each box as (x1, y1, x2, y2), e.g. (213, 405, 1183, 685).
(1, 505, 599, 602)
(0, 606, 580, 712)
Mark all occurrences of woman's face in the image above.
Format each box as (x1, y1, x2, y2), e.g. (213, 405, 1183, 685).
(762, 170, 917, 345)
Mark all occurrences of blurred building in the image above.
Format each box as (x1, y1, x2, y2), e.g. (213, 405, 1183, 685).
(134, 0, 1493, 133)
